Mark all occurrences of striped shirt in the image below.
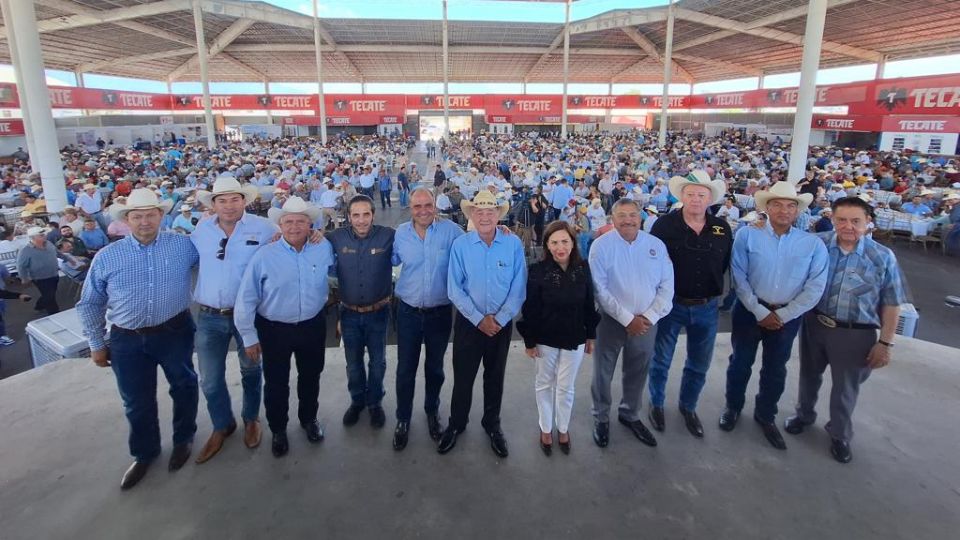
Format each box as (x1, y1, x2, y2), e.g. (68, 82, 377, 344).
(77, 233, 199, 351)
(814, 232, 907, 327)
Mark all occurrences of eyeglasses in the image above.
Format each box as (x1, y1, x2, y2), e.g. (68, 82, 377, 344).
(216, 237, 227, 260)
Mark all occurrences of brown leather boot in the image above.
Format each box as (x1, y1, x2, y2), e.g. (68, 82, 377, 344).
(195, 422, 237, 464)
(244, 419, 262, 449)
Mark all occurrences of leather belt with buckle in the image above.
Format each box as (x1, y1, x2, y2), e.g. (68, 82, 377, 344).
(400, 300, 450, 313)
(342, 296, 392, 313)
(113, 310, 190, 335)
(675, 296, 714, 306)
(759, 300, 787, 311)
(814, 311, 879, 330)
(199, 304, 234, 316)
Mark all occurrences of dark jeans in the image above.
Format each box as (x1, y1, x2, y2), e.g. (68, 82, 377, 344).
(34, 276, 60, 314)
(448, 313, 512, 432)
(340, 306, 388, 408)
(725, 302, 802, 423)
(395, 301, 452, 422)
(649, 298, 720, 411)
(109, 313, 198, 462)
(255, 312, 326, 433)
(380, 188, 392, 209)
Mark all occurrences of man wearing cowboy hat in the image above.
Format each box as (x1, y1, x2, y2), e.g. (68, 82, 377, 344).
(77, 188, 200, 490)
(76, 182, 107, 231)
(642, 205, 659, 233)
(720, 182, 829, 449)
(234, 196, 334, 458)
(17, 226, 63, 315)
(649, 169, 732, 438)
(190, 175, 279, 463)
(438, 190, 526, 457)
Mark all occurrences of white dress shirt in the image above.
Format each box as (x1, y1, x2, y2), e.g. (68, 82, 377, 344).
(588, 229, 674, 326)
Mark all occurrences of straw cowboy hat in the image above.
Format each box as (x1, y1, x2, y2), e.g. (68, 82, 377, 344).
(460, 190, 510, 221)
(754, 181, 814, 212)
(196, 175, 260, 207)
(668, 169, 726, 204)
(109, 188, 173, 220)
(267, 196, 322, 224)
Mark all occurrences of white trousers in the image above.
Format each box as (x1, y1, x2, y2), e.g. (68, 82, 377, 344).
(534, 344, 585, 433)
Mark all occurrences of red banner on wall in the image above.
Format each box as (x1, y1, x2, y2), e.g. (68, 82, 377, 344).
(880, 115, 960, 133)
(811, 114, 882, 132)
(405, 94, 480, 110)
(848, 74, 960, 116)
(0, 119, 25, 137)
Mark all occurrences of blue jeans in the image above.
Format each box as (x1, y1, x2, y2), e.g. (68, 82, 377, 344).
(195, 310, 262, 431)
(725, 302, 802, 423)
(341, 306, 389, 408)
(109, 313, 198, 462)
(398, 188, 410, 208)
(578, 232, 592, 259)
(395, 302, 452, 422)
(648, 298, 720, 411)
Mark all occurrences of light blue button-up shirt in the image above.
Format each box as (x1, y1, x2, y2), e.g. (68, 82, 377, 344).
(447, 228, 526, 327)
(731, 223, 829, 323)
(588, 229, 674, 326)
(234, 237, 335, 347)
(78, 233, 199, 351)
(191, 213, 279, 309)
(392, 219, 464, 308)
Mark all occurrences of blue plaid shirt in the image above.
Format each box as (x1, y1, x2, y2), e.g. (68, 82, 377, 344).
(77, 233, 199, 351)
(815, 232, 907, 327)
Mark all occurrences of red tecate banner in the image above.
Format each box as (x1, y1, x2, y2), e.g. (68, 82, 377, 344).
(0, 119, 25, 136)
(405, 94, 480, 110)
(485, 95, 563, 115)
(282, 114, 403, 127)
(880, 115, 960, 133)
(170, 94, 318, 111)
(485, 114, 602, 124)
(691, 84, 867, 109)
(811, 114, 883, 132)
(324, 95, 406, 116)
(849, 74, 960, 116)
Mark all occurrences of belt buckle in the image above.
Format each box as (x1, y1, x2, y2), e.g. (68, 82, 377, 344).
(816, 314, 837, 328)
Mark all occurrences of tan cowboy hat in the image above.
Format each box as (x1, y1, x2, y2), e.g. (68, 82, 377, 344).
(109, 188, 173, 220)
(267, 196, 322, 224)
(754, 181, 814, 212)
(460, 190, 509, 221)
(668, 170, 726, 205)
(196, 175, 260, 207)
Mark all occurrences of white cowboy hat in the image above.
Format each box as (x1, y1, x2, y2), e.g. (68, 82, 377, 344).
(26, 226, 48, 237)
(267, 196, 322, 224)
(196, 175, 260, 207)
(741, 211, 760, 223)
(179, 205, 192, 212)
(668, 170, 726, 205)
(460, 190, 510, 221)
(644, 205, 659, 214)
(109, 188, 174, 220)
(754, 181, 814, 212)
(943, 193, 960, 201)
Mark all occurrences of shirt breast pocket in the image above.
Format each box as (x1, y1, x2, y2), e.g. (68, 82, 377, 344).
(845, 271, 874, 297)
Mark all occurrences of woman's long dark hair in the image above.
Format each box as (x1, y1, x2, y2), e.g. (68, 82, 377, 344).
(540, 220, 582, 268)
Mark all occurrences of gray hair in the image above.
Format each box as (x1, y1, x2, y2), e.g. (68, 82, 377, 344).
(611, 198, 641, 213)
(409, 187, 435, 202)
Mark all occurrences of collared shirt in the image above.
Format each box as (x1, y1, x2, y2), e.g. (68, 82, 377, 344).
(359, 173, 375, 189)
(901, 202, 932, 216)
(815, 232, 908, 327)
(447, 228, 526, 327)
(392, 219, 464, 308)
(319, 189, 340, 208)
(191, 213, 279, 309)
(550, 184, 575, 210)
(731, 223, 829, 323)
(651, 210, 732, 299)
(77, 233, 198, 351)
(588, 229, 674, 326)
(328, 224, 395, 306)
(234, 237, 335, 347)
(76, 191, 103, 214)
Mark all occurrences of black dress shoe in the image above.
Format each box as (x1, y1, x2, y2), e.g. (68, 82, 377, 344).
(754, 415, 787, 450)
(393, 421, 410, 451)
(168, 443, 192, 471)
(558, 434, 571, 455)
(426, 414, 443, 442)
(593, 422, 609, 448)
(719, 408, 740, 432)
(539, 434, 552, 457)
(648, 406, 665, 432)
(120, 461, 151, 491)
(369, 406, 386, 428)
(272, 431, 289, 458)
(679, 408, 704, 438)
(617, 415, 657, 447)
(342, 404, 364, 426)
(488, 429, 509, 458)
(437, 426, 460, 454)
(784, 415, 810, 435)
(302, 421, 324, 443)
(830, 438, 852, 463)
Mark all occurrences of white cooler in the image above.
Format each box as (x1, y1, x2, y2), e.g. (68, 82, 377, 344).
(26, 308, 105, 368)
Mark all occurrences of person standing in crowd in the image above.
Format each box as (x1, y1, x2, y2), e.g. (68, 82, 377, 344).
(191, 176, 277, 464)
(549, 177, 574, 222)
(390, 188, 464, 450)
(79, 219, 110, 252)
(785, 196, 907, 464)
(397, 165, 411, 209)
(649, 170, 732, 438)
(518, 221, 600, 456)
(588, 199, 674, 448)
(77, 189, 199, 491)
(328, 195, 395, 430)
(234, 197, 334, 458)
(721, 182, 829, 450)
(438, 191, 526, 457)
(76, 183, 107, 231)
(433, 164, 447, 195)
(17, 227, 63, 315)
(377, 168, 393, 210)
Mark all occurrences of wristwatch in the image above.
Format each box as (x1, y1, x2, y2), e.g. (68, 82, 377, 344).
(878, 339, 895, 348)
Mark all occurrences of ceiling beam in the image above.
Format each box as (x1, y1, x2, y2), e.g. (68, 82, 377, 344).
(218, 53, 269, 80)
(224, 43, 642, 56)
(524, 27, 566, 83)
(199, 0, 311, 29)
(569, 8, 668, 35)
(620, 26, 693, 83)
(167, 18, 255, 81)
(76, 47, 196, 73)
(610, 57, 650, 83)
(671, 53, 763, 77)
(0, 0, 192, 36)
(673, 7, 882, 62)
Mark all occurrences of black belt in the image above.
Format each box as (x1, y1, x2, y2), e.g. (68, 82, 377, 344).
(399, 300, 451, 313)
(812, 310, 879, 330)
(198, 304, 233, 316)
(675, 296, 715, 306)
(113, 310, 190, 335)
(759, 299, 787, 311)
(255, 312, 324, 328)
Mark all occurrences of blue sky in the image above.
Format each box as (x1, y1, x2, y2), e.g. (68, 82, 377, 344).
(14, 0, 960, 96)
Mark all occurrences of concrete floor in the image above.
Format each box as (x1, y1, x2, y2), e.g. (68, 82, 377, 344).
(1, 335, 958, 540)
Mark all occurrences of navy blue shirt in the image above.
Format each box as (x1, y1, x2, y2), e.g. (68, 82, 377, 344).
(328, 224, 395, 306)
